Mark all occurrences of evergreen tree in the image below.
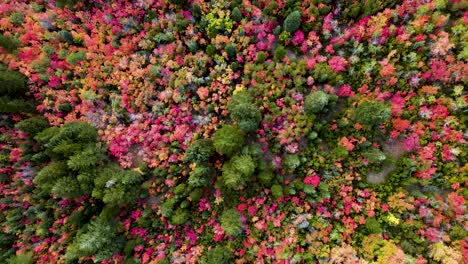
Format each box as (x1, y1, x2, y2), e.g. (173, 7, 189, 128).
(0, 69, 27, 96)
(231, 7, 242, 22)
(0, 96, 35, 113)
(92, 165, 143, 206)
(66, 217, 122, 262)
(0, 34, 19, 53)
(15, 117, 50, 137)
(283, 11, 302, 33)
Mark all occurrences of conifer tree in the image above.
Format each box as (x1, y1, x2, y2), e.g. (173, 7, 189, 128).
(66, 217, 123, 262)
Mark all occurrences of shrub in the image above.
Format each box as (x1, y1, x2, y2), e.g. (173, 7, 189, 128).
(221, 162, 243, 189)
(363, 148, 387, 164)
(66, 51, 87, 65)
(34, 161, 68, 194)
(185, 139, 215, 164)
(271, 184, 283, 198)
(15, 117, 49, 137)
(192, 4, 202, 18)
(160, 198, 175, 218)
(283, 11, 302, 33)
(241, 143, 263, 159)
(170, 208, 190, 225)
(283, 154, 301, 170)
(365, 218, 382, 234)
(257, 169, 274, 185)
(6, 252, 34, 264)
(274, 45, 287, 61)
(230, 155, 255, 178)
(256, 51, 266, 63)
(0, 34, 18, 53)
(9, 12, 24, 26)
(189, 188, 203, 202)
(58, 103, 72, 113)
(220, 208, 242, 236)
(174, 183, 187, 195)
(51, 177, 83, 198)
(212, 125, 245, 156)
(43, 122, 98, 157)
(227, 91, 253, 112)
(304, 91, 329, 114)
(353, 100, 391, 127)
(58, 30, 74, 44)
(206, 45, 216, 56)
(56, 0, 78, 9)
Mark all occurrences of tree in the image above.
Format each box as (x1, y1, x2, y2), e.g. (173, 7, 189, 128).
(304, 91, 330, 114)
(228, 91, 261, 132)
(15, 117, 49, 137)
(231, 7, 242, 22)
(92, 165, 143, 206)
(230, 103, 261, 132)
(0, 34, 18, 53)
(0, 69, 27, 96)
(188, 165, 214, 187)
(283, 11, 302, 33)
(204, 245, 234, 264)
(0, 96, 35, 113)
(66, 217, 122, 262)
(274, 45, 287, 61)
(185, 139, 215, 164)
(224, 44, 237, 59)
(212, 125, 245, 156)
(220, 208, 242, 236)
(353, 100, 391, 127)
(221, 155, 256, 189)
(170, 208, 190, 225)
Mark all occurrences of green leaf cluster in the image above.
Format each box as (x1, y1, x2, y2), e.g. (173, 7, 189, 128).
(220, 208, 242, 236)
(213, 125, 245, 156)
(304, 91, 330, 115)
(228, 91, 261, 132)
(353, 100, 391, 127)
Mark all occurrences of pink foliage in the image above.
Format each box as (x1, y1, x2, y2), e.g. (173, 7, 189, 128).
(328, 56, 348, 73)
(337, 84, 353, 97)
(304, 174, 320, 188)
(291, 30, 305, 46)
(447, 192, 465, 215)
